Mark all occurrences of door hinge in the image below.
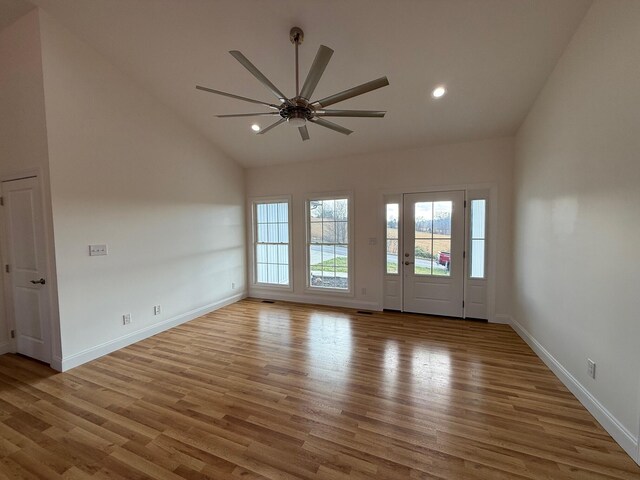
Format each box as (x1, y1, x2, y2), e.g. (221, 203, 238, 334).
(462, 301, 465, 308)
(10, 330, 15, 339)
(0, 196, 3, 206)
(463, 250, 466, 259)
(464, 200, 467, 208)
(4, 264, 9, 273)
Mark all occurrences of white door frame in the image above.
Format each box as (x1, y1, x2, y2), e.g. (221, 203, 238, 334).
(402, 190, 466, 317)
(380, 182, 498, 322)
(0, 168, 59, 366)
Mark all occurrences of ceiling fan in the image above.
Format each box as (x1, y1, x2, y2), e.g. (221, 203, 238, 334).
(196, 27, 389, 141)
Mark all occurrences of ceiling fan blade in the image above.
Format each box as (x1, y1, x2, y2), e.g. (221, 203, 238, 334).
(309, 117, 353, 136)
(196, 85, 279, 109)
(216, 112, 281, 118)
(311, 76, 389, 108)
(298, 125, 310, 141)
(229, 50, 290, 105)
(257, 118, 286, 135)
(314, 109, 386, 118)
(299, 45, 334, 101)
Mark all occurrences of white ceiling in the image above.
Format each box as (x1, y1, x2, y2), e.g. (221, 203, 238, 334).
(24, 0, 592, 167)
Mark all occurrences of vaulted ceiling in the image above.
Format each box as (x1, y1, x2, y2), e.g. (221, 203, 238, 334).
(0, 0, 33, 31)
(18, 0, 592, 167)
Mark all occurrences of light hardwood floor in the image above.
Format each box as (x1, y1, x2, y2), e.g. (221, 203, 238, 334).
(0, 298, 638, 479)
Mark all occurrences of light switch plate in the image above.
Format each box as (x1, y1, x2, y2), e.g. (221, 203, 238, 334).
(587, 358, 596, 379)
(89, 244, 108, 256)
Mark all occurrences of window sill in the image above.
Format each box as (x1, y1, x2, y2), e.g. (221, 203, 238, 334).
(252, 283, 294, 293)
(304, 286, 354, 297)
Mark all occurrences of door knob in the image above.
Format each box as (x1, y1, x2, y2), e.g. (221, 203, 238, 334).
(30, 278, 46, 285)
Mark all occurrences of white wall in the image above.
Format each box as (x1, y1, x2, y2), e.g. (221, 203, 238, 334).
(513, 0, 640, 461)
(0, 9, 60, 357)
(37, 11, 246, 369)
(246, 136, 513, 319)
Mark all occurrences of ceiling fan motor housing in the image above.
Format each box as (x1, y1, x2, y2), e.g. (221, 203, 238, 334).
(281, 100, 313, 126)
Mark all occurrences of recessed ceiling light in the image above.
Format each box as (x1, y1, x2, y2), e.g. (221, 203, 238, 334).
(251, 124, 261, 132)
(432, 85, 447, 99)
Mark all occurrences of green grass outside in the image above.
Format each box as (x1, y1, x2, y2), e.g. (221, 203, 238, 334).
(386, 262, 449, 276)
(311, 256, 348, 273)
(312, 257, 449, 277)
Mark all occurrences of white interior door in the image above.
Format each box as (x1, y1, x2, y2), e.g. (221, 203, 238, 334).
(2, 176, 52, 363)
(402, 191, 465, 317)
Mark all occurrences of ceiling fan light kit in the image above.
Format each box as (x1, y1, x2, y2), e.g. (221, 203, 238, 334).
(196, 27, 389, 141)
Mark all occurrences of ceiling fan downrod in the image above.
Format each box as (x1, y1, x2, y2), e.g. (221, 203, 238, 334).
(290, 27, 304, 98)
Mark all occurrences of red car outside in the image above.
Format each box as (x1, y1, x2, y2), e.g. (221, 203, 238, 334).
(437, 251, 450, 269)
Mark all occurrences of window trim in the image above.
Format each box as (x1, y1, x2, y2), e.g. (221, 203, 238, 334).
(250, 195, 293, 291)
(304, 192, 354, 296)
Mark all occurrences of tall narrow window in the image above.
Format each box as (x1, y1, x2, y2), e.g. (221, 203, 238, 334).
(470, 199, 486, 279)
(308, 197, 350, 291)
(254, 200, 290, 286)
(386, 203, 399, 274)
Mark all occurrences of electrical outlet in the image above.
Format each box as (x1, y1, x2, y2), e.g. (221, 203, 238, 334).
(122, 313, 131, 325)
(153, 305, 161, 315)
(587, 358, 596, 379)
(361, 287, 367, 295)
(232, 282, 236, 289)
(89, 244, 108, 256)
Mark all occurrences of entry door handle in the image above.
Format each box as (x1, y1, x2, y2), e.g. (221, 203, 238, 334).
(30, 278, 46, 285)
(404, 261, 414, 265)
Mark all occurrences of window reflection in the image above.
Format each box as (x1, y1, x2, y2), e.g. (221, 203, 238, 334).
(382, 340, 399, 395)
(307, 314, 352, 390)
(411, 347, 451, 391)
(257, 310, 291, 350)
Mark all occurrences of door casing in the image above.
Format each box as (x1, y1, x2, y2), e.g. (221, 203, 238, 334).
(0, 169, 58, 365)
(402, 190, 465, 317)
(381, 184, 496, 321)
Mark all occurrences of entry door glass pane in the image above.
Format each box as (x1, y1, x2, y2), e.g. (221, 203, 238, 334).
(386, 203, 399, 274)
(414, 201, 452, 276)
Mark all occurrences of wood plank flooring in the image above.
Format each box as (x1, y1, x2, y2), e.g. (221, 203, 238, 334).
(0, 298, 638, 479)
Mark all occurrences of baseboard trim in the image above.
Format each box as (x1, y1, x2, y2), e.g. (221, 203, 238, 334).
(249, 289, 381, 311)
(509, 316, 639, 464)
(491, 314, 511, 324)
(0, 341, 11, 355)
(57, 292, 246, 372)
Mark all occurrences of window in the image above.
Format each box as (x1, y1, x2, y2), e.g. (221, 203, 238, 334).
(253, 199, 291, 287)
(307, 197, 350, 291)
(469, 199, 487, 279)
(386, 203, 399, 274)
(414, 201, 452, 276)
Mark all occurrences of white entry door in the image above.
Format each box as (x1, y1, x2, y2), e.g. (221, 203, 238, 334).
(1, 176, 52, 363)
(402, 191, 465, 317)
